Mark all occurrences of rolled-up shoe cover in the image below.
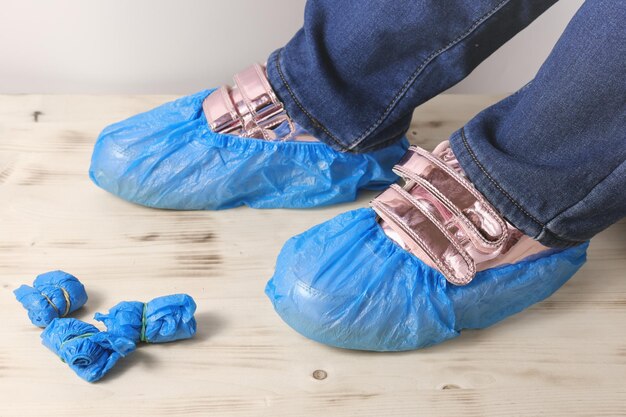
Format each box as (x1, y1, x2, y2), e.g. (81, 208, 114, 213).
(14, 270, 88, 327)
(41, 318, 136, 382)
(94, 294, 197, 343)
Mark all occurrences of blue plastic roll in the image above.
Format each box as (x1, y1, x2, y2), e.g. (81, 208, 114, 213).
(41, 318, 136, 383)
(265, 208, 589, 352)
(14, 270, 88, 327)
(89, 89, 409, 210)
(94, 294, 197, 343)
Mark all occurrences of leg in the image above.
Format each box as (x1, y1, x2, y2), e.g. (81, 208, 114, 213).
(268, 0, 559, 152)
(451, 0, 626, 247)
(266, 0, 625, 351)
(90, 0, 560, 210)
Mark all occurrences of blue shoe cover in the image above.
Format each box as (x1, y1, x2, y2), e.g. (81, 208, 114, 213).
(14, 270, 88, 327)
(265, 208, 589, 352)
(94, 294, 197, 343)
(41, 318, 136, 382)
(89, 90, 409, 210)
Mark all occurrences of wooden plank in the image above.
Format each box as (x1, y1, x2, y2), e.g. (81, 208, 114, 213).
(0, 94, 624, 417)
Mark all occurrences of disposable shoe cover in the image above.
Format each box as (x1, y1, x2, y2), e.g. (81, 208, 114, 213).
(41, 318, 136, 382)
(94, 294, 197, 343)
(265, 208, 588, 351)
(89, 90, 409, 210)
(14, 270, 88, 327)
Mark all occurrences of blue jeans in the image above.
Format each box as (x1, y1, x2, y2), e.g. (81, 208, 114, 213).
(266, 0, 626, 248)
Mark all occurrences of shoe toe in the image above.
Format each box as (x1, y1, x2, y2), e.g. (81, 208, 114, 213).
(89, 90, 215, 208)
(265, 208, 459, 351)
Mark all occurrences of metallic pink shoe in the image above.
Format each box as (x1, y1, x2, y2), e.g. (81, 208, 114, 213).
(373, 141, 550, 285)
(203, 63, 318, 142)
(90, 63, 409, 210)
(266, 141, 588, 351)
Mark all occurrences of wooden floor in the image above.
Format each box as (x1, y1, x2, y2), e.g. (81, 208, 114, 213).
(1, 94, 624, 417)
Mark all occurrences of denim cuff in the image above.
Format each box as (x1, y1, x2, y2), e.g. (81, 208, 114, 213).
(266, 48, 409, 154)
(449, 128, 585, 249)
(267, 48, 347, 153)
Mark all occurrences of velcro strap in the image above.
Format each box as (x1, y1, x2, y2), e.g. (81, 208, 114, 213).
(233, 64, 282, 121)
(203, 86, 243, 134)
(394, 146, 507, 249)
(203, 63, 288, 139)
(372, 184, 475, 285)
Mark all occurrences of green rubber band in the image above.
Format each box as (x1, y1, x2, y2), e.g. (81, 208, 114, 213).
(140, 303, 148, 343)
(58, 332, 95, 363)
(41, 286, 71, 317)
(41, 292, 59, 315)
(59, 287, 71, 317)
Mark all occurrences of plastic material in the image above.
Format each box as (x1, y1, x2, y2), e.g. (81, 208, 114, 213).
(265, 208, 589, 352)
(94, 294, 197, 343)
(89, 89, 409, 210)
(14, 270, 88, 327)
(41, 318, 136, 382)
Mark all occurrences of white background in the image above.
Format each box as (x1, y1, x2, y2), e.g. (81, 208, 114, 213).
(0, 0, 584, 94)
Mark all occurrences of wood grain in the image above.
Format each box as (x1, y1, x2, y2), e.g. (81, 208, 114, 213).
(0, 94, 624, 417)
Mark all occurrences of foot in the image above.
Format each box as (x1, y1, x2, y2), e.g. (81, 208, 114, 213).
(89, 63, 408, 210)
(265, 141, 588, 351)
